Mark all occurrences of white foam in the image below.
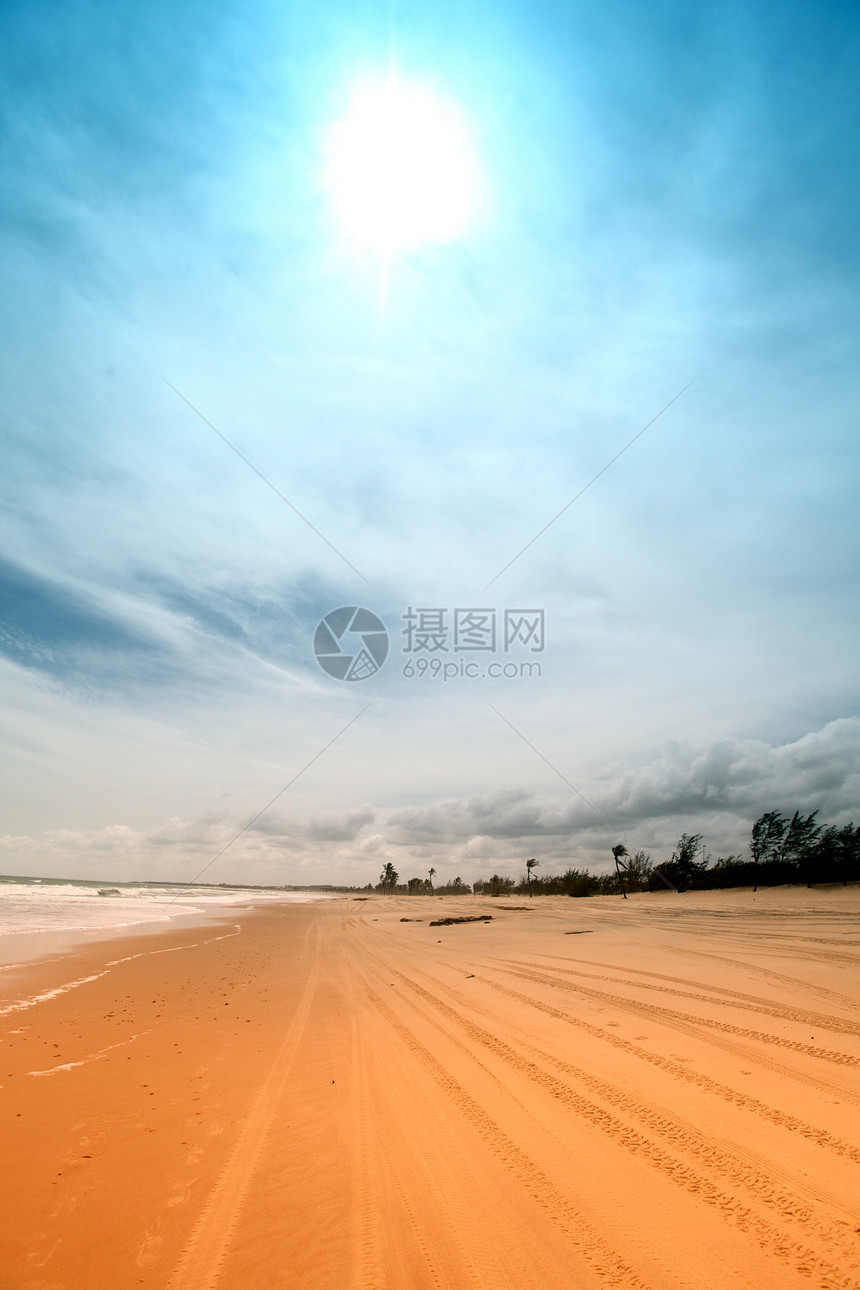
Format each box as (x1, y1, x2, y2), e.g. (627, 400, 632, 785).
(0, 882, 337, 940)
(106, 925, 241, 966)
(0, 925, 248, 1019)
(28, 1028, 152, 1076)
(0, 884, 198, 936)
(0, 972, 108, 1017)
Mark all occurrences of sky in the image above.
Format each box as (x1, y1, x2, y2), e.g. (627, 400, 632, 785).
(1, 0, 858, 887)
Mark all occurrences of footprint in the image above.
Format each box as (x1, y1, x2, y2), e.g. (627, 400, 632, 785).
(136, 1227, 163, 1268)
(47, 1197, 76, 1220)
(26, 1241, 61, 1270)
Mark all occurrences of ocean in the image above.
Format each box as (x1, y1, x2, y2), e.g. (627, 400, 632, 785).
(0, 873, 332, 941)
(0, 874, 336, 1023)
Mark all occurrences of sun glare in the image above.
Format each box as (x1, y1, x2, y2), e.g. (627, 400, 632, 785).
(326, 78, 480, 259)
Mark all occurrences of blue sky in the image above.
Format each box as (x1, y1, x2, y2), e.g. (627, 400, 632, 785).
(1, 0, 858, 884)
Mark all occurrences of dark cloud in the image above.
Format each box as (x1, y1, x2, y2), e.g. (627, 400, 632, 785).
(384, 720, 860, 859)
(603, 720, 860, 822)
(245, 806, 375, 843)
(305, 807, 376, 841)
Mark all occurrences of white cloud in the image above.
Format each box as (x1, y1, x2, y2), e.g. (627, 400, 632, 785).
(376, 718, 860, 873)
(3, 716, 856, 883)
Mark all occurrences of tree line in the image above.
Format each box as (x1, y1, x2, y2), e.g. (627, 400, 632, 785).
(369, 810, 858, 897)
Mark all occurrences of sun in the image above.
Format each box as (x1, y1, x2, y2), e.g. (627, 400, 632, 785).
(326, 77, 481, 259)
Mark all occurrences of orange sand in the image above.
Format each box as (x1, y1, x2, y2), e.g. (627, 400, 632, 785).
(1, 887, 859, 1290)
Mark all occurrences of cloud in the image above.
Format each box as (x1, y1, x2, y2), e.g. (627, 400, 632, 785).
(602, 719, 860, 821)
(380, 719, 860, 869)
(251, 806, 375, 842)
(0, 557, 168, 683)
(0, 803, 377, 881)
(0, 554, 343, 710)
(305, 807, 375, 841)
(2, 718, 857, 883)
(354, 833, 386, 855)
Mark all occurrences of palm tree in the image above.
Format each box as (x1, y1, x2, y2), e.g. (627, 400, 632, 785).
(380, 862, 398, 892)
(428, 866, 436, 894)
(612, 844, 629, 899)
(526, 857, 539, 896)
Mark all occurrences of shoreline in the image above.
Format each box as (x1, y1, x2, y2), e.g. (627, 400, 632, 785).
(2, 889, 858, 1288)
(0, 889, 339, 971)
(0, 905, 238, 974)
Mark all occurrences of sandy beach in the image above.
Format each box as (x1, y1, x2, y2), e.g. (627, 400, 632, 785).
(1, 887, 859, 1290)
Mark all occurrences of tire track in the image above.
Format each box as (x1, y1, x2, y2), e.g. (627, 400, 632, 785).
(480, 974, 860, 1165)
(344, 951, 452, 1290)
(341, 933, 513, 1290)
(352, 1036, 387, 1290)
(502, 963, 860, 1106)
(529, 1039, 860, 1235)
(678, 948, 860, 1011)
(360, 981, 652, 1290)
(703, 941, 860, 968)
(166, 929, 320, 1290)
(328, 938, 386, 1290)
(363, 1036, 476, 1290)
(389, 969, 860, 1281)
(549, 953, 858, 1012)
(723, 934, 860, 948)
(350, 933, 559, 1135)
(341, 938, 545, 1290)
(536, 960, 860, 1038)
(504, 962, 860, 1067)
(694, 929, 860, 957)
(349, 916, 860, 1157)
(554, 915, 860, 975)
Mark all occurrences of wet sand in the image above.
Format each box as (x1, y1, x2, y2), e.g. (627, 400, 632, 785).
(1, 887, 859, 1289)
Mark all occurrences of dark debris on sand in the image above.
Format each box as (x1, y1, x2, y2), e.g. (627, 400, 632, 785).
(429, 915, 493, 927)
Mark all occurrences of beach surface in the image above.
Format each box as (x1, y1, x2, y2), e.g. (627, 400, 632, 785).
(1, 887, 859, 1290)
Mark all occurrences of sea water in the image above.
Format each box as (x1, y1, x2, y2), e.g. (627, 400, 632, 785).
(0, 873, 331, 940)
(0, 874, 336, 1026)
